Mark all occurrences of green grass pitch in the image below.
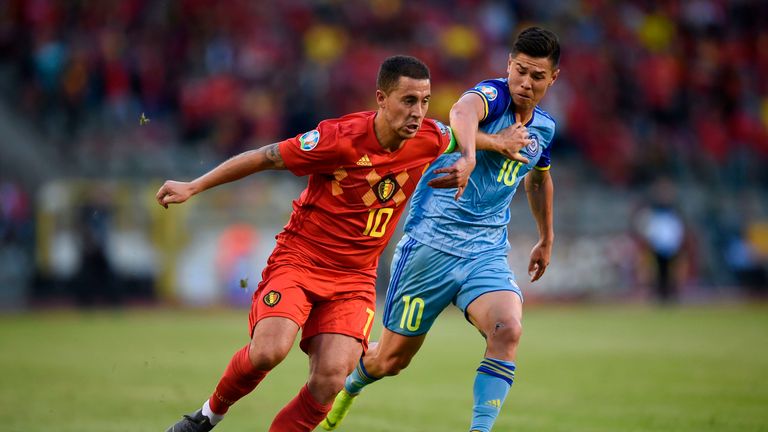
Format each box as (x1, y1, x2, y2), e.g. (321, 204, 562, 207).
(1, 304, 767, 431)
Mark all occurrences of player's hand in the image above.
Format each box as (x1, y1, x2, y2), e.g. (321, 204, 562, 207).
(528, 240, 552, 282)
(495, 122, 531, 164)
(156, 180, 196, 208)
(427, 155, 476, 200)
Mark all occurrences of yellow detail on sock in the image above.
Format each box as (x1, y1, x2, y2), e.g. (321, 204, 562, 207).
(484, 399, 501, 408)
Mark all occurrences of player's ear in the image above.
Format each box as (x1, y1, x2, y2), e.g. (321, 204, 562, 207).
(506, 53, 513, 74)
(376, 89, 387, 108)
(549, 68, 560, 86)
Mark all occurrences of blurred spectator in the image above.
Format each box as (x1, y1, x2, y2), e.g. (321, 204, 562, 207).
(723, 228, 768, 297)
(72, 192, 120, 307)
(632, 178, 689, 303)
(0, 180, 31, 243)
(0, 180, 33, 309)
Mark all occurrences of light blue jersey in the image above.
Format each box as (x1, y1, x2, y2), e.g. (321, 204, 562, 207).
(405, 78, 556, 257)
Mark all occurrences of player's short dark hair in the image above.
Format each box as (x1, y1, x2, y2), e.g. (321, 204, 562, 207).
(512, 26, 561, 69)
(377, 55, 430, 93)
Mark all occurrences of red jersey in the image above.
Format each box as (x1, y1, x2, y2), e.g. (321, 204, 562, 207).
(276, 111, 453, 275)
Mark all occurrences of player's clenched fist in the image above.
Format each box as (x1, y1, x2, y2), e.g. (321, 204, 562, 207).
(496, 122, 531, 164)
(156, 180, 196, 208)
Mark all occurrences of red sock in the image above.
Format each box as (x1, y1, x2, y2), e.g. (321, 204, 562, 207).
(268, 384, 332, 432)
(208, 345, 268, 414)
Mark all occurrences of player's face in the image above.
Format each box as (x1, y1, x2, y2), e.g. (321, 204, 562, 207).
(506, 53, 559, 110)
(377, 76, 431, 139)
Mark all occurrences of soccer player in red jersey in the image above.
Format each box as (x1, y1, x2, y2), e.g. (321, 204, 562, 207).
(158, 55, 475, 432)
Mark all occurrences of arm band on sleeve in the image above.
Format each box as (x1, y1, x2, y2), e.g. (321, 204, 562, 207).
(464, 90, 489, 122)
(443, 127, 457, 154)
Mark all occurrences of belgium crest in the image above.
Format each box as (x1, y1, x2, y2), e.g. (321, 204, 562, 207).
(376, 177, 397, 203)
(263, 290, 282, 307)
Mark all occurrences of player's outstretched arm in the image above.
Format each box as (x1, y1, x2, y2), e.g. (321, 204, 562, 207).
(428, 93, 480, 200)
(476, 123, 531, 164)
(525, 169, 554, 282)
(156, 143, 285, 208)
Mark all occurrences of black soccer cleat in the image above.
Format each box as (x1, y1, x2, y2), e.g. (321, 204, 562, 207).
(165, 409, 215, 432)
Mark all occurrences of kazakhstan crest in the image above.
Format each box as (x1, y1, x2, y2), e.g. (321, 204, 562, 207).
(523, 134, 540, 157)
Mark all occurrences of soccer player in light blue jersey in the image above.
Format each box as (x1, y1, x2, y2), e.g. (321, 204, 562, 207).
(321, 27, 561, 432)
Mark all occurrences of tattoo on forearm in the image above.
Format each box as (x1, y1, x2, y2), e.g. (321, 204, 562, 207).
(265, 143, 285, 168)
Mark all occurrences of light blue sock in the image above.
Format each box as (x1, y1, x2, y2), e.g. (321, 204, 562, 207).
(470, 358, 516, 432)
(343, 359, 380, 395)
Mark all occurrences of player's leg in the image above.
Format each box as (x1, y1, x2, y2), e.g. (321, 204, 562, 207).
(466, 292, 522, 432)
(165, 265, 311, 432)
(371, 235, 457, 378)
(165, 317, 300, 432)
(270, 287, 375, 432)
(467, 291, 523, 359)
(321, 327, 428, 430)
(343, 235, 436, 394)
(209, 317, 299, 413)
(269, 333, 363, 432)
(323, 236, 459, 430)
(458, 257, 523, 432)
(353, 328, 427, 389)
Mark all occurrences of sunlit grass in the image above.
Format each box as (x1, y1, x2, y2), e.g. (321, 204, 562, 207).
(1, 304, 766, 431)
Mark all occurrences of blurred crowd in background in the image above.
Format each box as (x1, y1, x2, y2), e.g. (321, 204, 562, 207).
(1, 0, 768, 309)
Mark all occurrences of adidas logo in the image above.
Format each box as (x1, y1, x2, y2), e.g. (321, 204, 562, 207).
(485, 399, 501, 408)
(356, 155, 372, 166)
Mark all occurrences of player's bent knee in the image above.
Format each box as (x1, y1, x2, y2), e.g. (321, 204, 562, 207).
(308, 368, 349, 399)
(488, 319, 523, 347)
(248, 344, 289, 371)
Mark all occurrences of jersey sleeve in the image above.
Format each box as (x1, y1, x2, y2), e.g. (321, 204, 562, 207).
(431, 119, 456, 154)
(463, 79, 510, 125)
(278, 121, 342, 176)
(535, 145, 551, 170)
(534, 120, 556, 171)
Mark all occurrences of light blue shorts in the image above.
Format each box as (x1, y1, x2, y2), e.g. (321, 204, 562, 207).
(382, 235, 523, 336)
